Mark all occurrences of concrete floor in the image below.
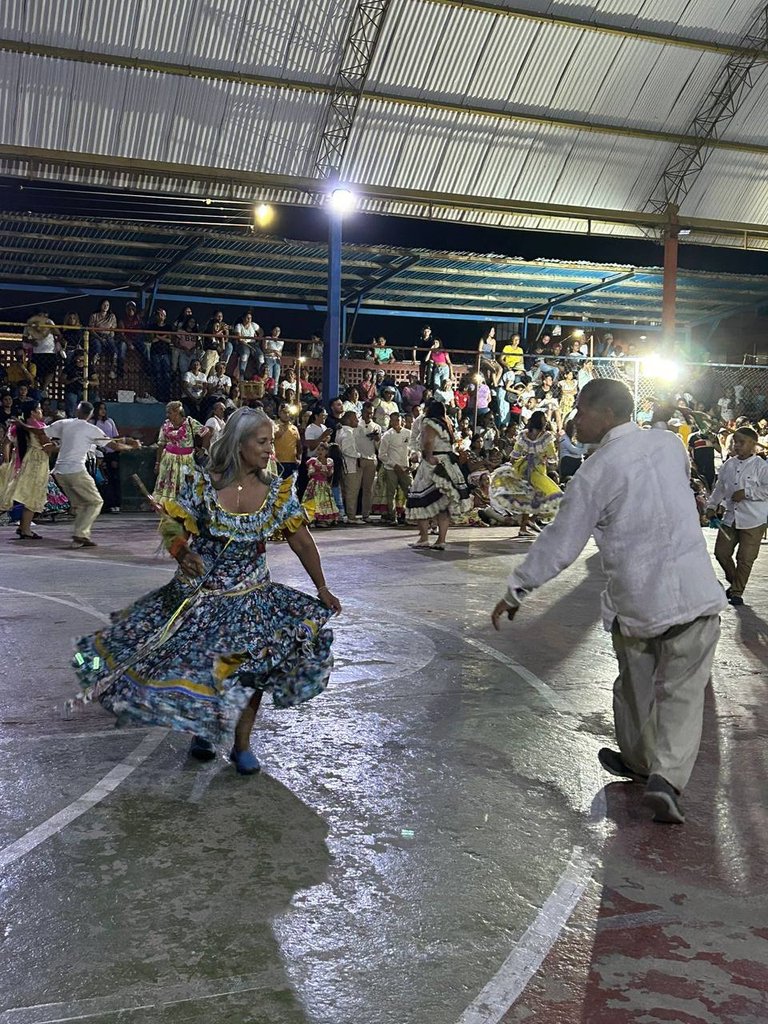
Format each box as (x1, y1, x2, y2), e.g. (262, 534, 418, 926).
(1, 515, 767, 1024)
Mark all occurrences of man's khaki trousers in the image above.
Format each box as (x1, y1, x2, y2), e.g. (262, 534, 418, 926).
(714, 523, 765, 598)
(611, 614, 720, 793)
(55, 470, 103, 540)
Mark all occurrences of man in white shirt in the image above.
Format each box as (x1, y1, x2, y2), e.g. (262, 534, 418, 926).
(491, 379, 726, 826)
(378, 412, 412, 524)
(45, 401, 140, 547)
(336, 410, 362, 524)
(705, 427, 768, 607)
(353, 402, 381, 522)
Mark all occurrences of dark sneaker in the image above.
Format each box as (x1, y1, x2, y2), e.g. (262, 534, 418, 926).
(643, 774, 685, 824)
(728, 593, 744, 606)
(189, 736, 216, 762)
(598, 747, 648, 784)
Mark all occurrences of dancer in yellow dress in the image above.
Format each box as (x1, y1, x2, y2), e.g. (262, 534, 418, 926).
(489, 411, 562, 538)
(0, 400, 56, 539)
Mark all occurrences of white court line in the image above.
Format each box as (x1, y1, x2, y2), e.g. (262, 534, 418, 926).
(456, 847, 594, 1024)
(0, 586, 111, 624)
(0, 729, 167, 871)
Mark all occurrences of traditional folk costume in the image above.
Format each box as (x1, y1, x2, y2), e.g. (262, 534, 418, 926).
(490, 430, 562, 520)
(0, 420, 50, 514)
(405, 418, 472, 521)
(72, 471, 334, 747)
(153, 416, 205, 502)
(303, 456, 340, 524)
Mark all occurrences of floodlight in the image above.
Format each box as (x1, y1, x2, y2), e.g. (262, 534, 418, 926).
(328, 187, 356, 215)
(642, 354, 680, 383)
(254, 203, 274, 227)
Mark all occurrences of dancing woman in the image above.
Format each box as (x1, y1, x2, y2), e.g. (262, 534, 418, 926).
(489, 410, 562, 538)
(405, 400, 472, 550)
(0, 400, 57, 539)
(73, 408, 341, 775)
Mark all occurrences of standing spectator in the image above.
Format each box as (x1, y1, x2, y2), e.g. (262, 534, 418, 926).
(274, 402, 302, 479)
(379, 411, 412, 524)
(706, 426, 768, 606)
(342, 386, 363, 416)
(424, 337, 452, 388)
(279, 366, 298, 402)
(174, 315, 201, 377)
(118, 300, 149, 372)
(64, 352, 87, 418)
(326, 397, 345, 437)
(354, 402, 380, 522)
(88, 300, 123, 379)
(234, 311, 262, 379)
(491, 379, 726, 826)
(202, 310, 232, 375)
(336, 410, 362, 524)
(558, 420, 584, 482)
(172, 306, 194, 333)
(92, 401, 121, 513)
(688, 428, 717, 491)
(148, 307, 173, 402)
(0, 390, 14, 429)
(263, 326, 284, 385)
(23, 312, 60, 393)
(374, 386, 399, 427)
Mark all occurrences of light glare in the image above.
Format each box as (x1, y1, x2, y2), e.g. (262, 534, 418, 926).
(329, 187, 356, 215)
(642, 354, 680, 383)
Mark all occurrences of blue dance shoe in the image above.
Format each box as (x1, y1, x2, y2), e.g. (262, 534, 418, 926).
(229, 747, 261, 775)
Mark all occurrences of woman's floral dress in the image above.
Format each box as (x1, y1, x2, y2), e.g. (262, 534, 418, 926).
(153, 417, 205, 502)
(302, 457, 340, 523)
(73, 470, 334, 747)
(490, 430, 562, 520)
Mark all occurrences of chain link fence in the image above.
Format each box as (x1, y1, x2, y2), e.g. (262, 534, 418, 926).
(587, 357, 768, 422)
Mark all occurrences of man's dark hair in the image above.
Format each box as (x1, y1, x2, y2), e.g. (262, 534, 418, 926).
(735, 426, 758, 442)
(579, 378, 634, 421)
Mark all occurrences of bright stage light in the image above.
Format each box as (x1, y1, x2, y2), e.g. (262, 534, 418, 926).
(571, 329, 585, 338)
(642, 354, 680, 383)
(254, 203, 274, 227)
(328, 187, 356, 215)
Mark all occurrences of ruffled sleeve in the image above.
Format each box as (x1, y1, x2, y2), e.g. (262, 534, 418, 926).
(265, 475, 309, 541)
(157, 468, 205, 549)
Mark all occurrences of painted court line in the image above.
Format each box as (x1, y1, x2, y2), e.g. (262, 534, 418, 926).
(0, 586, 111, 624)
(0, 729, 167, 871)
(456, 847, 594, 1024)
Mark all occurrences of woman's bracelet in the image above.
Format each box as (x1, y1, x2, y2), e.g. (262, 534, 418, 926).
(317, 585, 331, 597)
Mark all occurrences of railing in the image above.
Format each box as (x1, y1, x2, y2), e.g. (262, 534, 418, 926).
(0, 321, 477, 403)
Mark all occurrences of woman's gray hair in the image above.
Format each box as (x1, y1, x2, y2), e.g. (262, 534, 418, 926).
(208, 406, 274, 489)
(166, 400, 184, 416)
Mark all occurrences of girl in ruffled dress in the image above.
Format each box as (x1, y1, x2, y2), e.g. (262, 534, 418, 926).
(303, 442, 340, 526)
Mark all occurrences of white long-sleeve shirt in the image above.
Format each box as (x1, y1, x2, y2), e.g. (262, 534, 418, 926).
(379, 427, 412, 469)
(335, 425, 360, 475)
(708, 454, 768, 529)
(506, 421, 726, 638)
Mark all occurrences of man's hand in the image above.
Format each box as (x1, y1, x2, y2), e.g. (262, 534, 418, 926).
(491, 598, 518, 631)
(731, 489, 746, 503)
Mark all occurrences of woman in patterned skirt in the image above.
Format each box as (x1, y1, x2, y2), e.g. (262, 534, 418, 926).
(73, 408, 341, 775)
(489, 411, 562, 539)
(153, 400, 210, 503)
(405, 400, 472, 550)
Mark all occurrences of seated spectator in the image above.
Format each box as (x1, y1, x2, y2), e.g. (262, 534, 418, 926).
(373, 336, 395, 364)
(401, 372, 425, 413)
(88, 300, 123, 379)
(174, 315, 202, 377)
(263, 326, 284, 385)
(118, 300, 148, 371)
(234, 310, 262, 379)
(60, 312, 83, 359)
(500, 334, 524, 372)
(64, 352, 86, 418)
(182, 358, 208, 418)
(204, 401, 227, 444)
(202, 310, 232, 375)
(6, 346, 37, 396)
(279, 366, 298, 401)
(299, 367, 320, 401)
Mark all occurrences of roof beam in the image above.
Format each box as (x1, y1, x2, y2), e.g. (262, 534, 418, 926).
(4, 147, 768, 245)
(2, 40, 768, 158)
(420, 0, 768, 58)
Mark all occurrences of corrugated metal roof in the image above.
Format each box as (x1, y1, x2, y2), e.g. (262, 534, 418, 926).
(2, 0, 768, 241)
(2, 212, 768, 325)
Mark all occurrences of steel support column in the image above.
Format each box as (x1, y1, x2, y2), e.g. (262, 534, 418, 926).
(662, 209, 680, 344)
(323, 212, 343, 405)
